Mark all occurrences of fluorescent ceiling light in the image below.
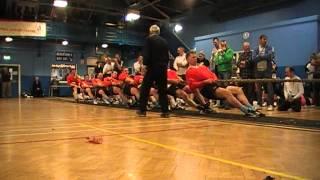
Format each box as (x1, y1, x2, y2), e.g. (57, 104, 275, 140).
(5, 37, 13, 42)
(174, 24, 183, 33)
(125, 10, 140, 22)
(3, 55, 11, 61)
(54, 0, 68, 8)
(62, 40, 68, 46)
(105, 22, 116, 26)
(101, 44, 108, 48)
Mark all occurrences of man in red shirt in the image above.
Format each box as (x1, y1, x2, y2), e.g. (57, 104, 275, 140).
(67, 69, 81, 101)
(167, 67, 203, 111)
(103, 71, 124, 104)
(119, 68, 149, 107)
(81, 74, 95, 99)
(186, 51, 263, 117)
(92, 73, 111, 104)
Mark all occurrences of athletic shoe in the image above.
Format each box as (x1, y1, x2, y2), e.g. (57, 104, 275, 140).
(253, 104, 262, 110)
(102, 98, 111, 105)
(267, 105, 274, 111)
(113, 100, 120, 105)
(248, 109, 265, 117)
(175, 104, 186, 110)
(93, 99, 98, 105)
(262, 102, 267, 107)
(245, 111, 259, 118)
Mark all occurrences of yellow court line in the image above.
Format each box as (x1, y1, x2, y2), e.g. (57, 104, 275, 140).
(0, 129, 94, 138)
(0, 119, 199, 133)
(81, 123, 306, 180)
(103, 121, 208, 130)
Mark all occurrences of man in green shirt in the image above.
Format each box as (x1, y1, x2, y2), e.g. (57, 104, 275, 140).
(214, 40, 234, 109)
(214, 40, 234, 81)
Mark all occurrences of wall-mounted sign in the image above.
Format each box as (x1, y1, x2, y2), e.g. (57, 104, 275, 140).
(56, 51, 73, 62)
(0, 21, 46, 37)
(51, 64, 76, 81)
(2, 54, 12, 61)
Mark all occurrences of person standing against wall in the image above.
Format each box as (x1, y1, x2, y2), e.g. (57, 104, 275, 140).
(173, 47, 188, 80)
(133, 55, 144, 74)
(214, 40, 234, 109)
(1, 67, 12, 98)
(214, 40, 234, 80)
(138, 25, 170, 118)
(253, 34, 275, 111)
(237, 42, 254, 103)
(210, 37, 220, 72)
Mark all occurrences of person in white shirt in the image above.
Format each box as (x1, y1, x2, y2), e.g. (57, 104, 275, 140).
(173, 47, 188, 80)
(209, 37, 220, 72)
(103, 56, 115, 75)
(278, 67, 304, 112)
(133, 55, 143, 74)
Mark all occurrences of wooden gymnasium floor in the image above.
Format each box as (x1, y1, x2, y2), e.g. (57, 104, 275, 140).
(0, 98, 320, 180)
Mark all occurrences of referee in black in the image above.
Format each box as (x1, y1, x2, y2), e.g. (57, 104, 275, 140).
(137, 25, 169, 118)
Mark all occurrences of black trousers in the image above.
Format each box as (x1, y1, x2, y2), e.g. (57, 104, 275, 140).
(278, 97, 301, 112)
(139, 66, 168, 113)
(313, 73, 320, 106)
(255, 72, 274, 106)
(240, 82, 254, 104)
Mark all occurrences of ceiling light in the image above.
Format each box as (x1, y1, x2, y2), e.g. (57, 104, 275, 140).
(101, 44, 108, 48)
(5, 37, 13, 42)
(54, 0, 68, 8)
(125, 10, 140, 22)
(105, 22, 116, 26)
(174, 24, 183, 33)
(62, 40, 68, 46)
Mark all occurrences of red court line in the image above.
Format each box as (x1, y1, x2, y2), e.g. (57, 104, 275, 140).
(0, 124, 212, 145)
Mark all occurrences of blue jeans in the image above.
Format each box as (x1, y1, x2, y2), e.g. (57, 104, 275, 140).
(218, 71, 231, 87)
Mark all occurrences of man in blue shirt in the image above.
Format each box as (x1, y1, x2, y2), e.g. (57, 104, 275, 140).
(253, 35, 275, 111)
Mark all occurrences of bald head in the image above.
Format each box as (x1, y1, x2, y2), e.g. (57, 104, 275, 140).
(242, 42, 250, 52)
(149, 25, 160, 35)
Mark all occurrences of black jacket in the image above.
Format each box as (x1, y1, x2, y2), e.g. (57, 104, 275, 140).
(143, 34, 169, 68)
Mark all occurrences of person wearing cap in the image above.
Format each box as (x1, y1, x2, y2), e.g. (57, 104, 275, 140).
(197, 51, 210, 67)
(138, 24, 170, 118)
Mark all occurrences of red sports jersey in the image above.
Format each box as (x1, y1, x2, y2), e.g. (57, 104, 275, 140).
(118, 72, 129, 81)
(134, 75, 144, 86)
(104, 77, 120, 86)
(186, 65, 218, 90)
(93, 78, 110, 87)
(67, 74, 80, 85)
(81, 80, 93, 88)
(167, 69, 179, 80)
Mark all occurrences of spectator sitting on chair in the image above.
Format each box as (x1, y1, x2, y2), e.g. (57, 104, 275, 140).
(278, 67, 304, 112)
(32, 76, 43, 97)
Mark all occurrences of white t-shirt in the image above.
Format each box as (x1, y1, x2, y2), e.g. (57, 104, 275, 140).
(103, 62, 115, 74)
(134, 61, 143, 74)
(284, 75, 304, 100)
(173, 53, 188, 75)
